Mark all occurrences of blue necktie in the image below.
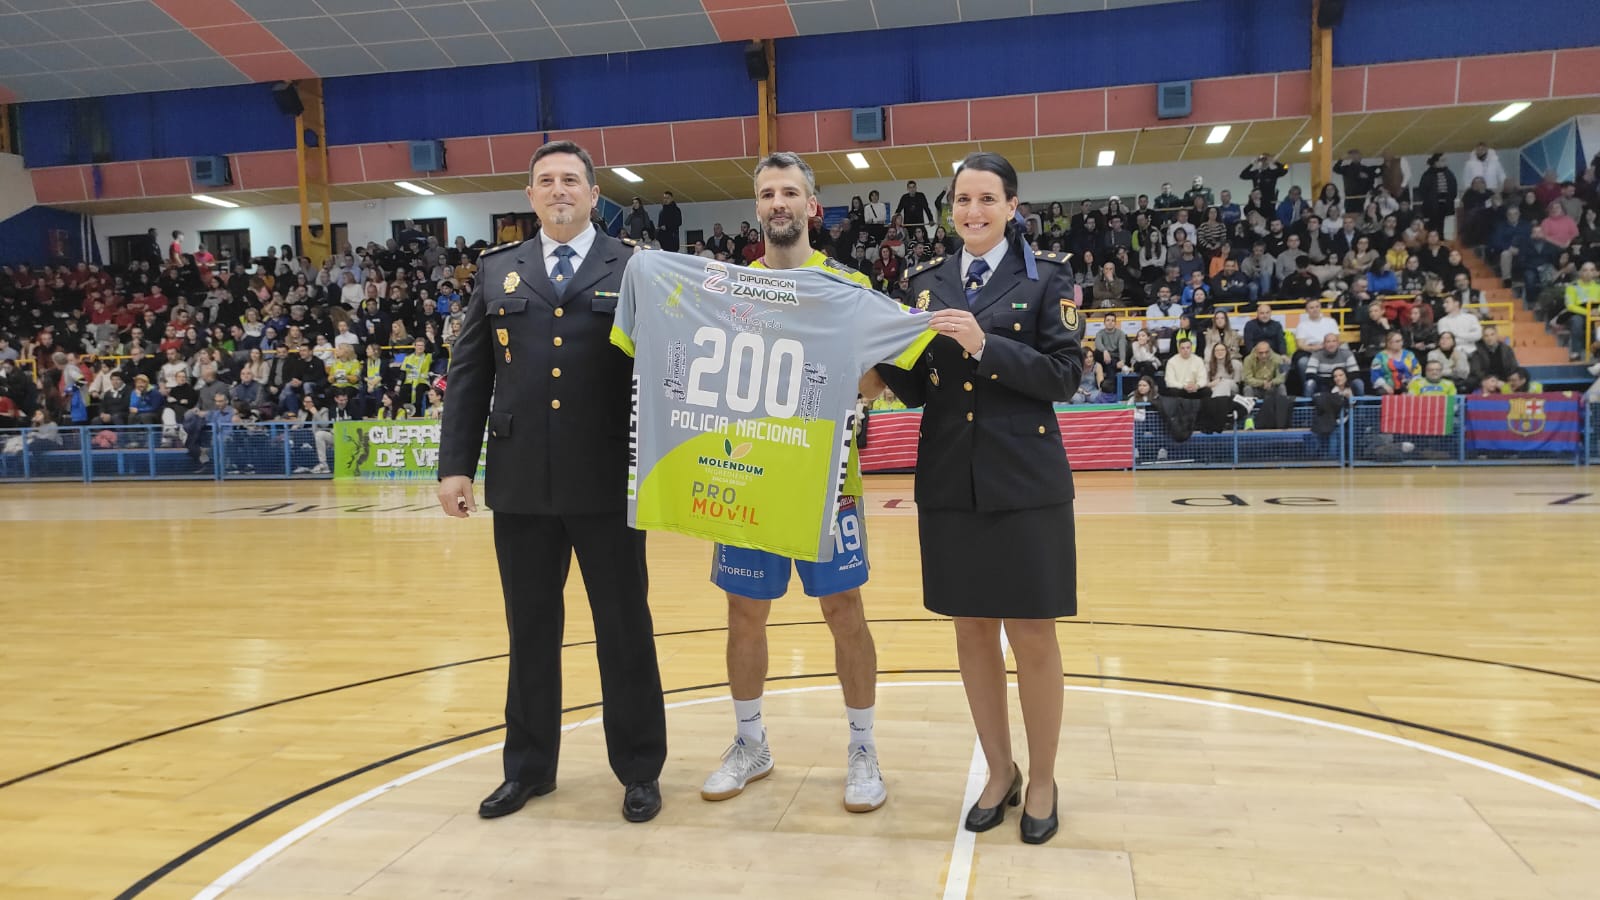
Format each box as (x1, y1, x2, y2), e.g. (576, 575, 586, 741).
(551, 245, 576, 297)
(964, 258, 989, 307)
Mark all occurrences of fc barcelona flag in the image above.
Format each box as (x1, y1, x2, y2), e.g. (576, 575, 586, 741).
(1464, 392, 1584, 453)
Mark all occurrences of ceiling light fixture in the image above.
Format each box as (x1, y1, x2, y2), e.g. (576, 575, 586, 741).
(192, 194, 239, 209)
(613, 167, 644, 183)
(1489, 102, 1530, 122)
(394, 181, 434, 196)
(951, 160, 962, 173)
(847, 152, 869, 169)
(1096, 150, 1115, 167)
(1300, 139, 1314, 153)
(1205, 125, 1231, 144)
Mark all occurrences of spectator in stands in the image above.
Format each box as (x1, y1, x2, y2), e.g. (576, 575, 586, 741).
(1138, 227, 1167, 280)
(1292, 298, 1339, 374)
(1126, 375, 1159, 404)
(1489, 206, 1533, 284)
(1402, 303, 1439, 358)
(1093, 313, 1130, 386)
(1408, 359, 1457, 396)
(1241, 341, 1287, 397)
(128, 373, 165, 426)
(1565, 261, 1600, 360)
(1303, 332, 1362, 397)
(1276, 185, 1309, 229)
(656, 191, 682, 253)
(1463, 143, 1507, 193)
(1163, 338, 1207, 399)
(1129, 329, 1159, 377)
(1436, 294, 1484, 356)
(1145, 286, 1181, 329)
(895, 180, 934, 231)
(1450, 272, 1488, 318)
(1416, 153, 1458, 236)
(625, 198, 652, 241)
(95, 371, 130, 426)
(1542, 200, 1580, 249)
(1242, 303, 1285, 355)
(1242, 154, 1289, 204)
(1428, 331, 1472, 392)
(1371, 331, 1421, 394)
(1093, 262, 1125, 307)
(1165, 211, 1198, 251)
(1202, 310, 1242, 360)
(1459, 177, 1497, 245)
(1469, 325, 1519, 385)
(873, 246, 900, 292)
(1281, 256, 1322, 300)
(1334, 150, 1384, 213)
(1240, 242, 1274, 300)
(1205, 341, 1242, 397)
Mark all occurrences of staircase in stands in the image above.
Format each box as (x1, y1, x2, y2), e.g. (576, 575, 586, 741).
(1459, 244, 1570, 366)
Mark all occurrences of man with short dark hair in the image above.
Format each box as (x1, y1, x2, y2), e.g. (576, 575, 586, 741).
(440, 140, 667, 825)
(656, 190, 682, 252)
(1333, 149, 1384, 213)
(895, 180, 933, 230)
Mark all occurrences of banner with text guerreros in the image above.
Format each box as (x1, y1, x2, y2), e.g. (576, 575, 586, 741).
(333, 421, 485, 480)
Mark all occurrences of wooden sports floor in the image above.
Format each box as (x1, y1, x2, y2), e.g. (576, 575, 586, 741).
(2, 468, 1599, 900)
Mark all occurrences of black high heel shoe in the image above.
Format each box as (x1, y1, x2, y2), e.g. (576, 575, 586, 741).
(1019, 780, 1059, 845)
(963, 763, 1022, 832)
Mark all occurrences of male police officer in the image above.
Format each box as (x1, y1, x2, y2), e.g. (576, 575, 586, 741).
(437, 141, 666, 823)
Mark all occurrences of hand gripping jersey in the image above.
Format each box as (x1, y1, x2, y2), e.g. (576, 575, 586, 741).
(611, 250, 935, 562)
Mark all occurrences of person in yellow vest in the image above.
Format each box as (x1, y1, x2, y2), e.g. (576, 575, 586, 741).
(399, 337, 433, 413)
(327, 343, 361, 399)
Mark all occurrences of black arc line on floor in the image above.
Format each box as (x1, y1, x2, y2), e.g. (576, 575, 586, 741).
(9, 617, 1600, 791)
(115, 668, 1600, 899)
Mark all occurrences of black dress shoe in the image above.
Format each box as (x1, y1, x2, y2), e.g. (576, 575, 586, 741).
(478, 779, 555, 819)
(963, 764, 1022, 833)
(1019, 781, 1059, 845)
(622, 780, 662, 823)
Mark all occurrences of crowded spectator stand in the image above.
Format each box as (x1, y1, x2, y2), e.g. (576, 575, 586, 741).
(4, 149, 1600, 480)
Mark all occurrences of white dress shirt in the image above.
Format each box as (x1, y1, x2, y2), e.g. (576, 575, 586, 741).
(539, 225, 598, 280)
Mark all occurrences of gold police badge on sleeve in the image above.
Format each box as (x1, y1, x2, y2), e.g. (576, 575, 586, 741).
(1060, 299, 1080, 330)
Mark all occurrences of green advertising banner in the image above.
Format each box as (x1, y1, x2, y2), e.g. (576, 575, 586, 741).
(333, 421, 484, 480)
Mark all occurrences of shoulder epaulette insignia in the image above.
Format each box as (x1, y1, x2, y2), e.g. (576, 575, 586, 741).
(909, 256, 945, 278)
(479, 241, 518, 258)
(621, 236, 651, 250)
(1034, 249, 1071, 263)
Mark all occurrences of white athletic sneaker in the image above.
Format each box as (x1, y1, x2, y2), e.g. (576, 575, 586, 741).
(843, 744, 887, 813)
(700, 735, 774, 801)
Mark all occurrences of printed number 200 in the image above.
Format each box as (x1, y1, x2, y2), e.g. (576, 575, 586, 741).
(686, 327, 804, 419)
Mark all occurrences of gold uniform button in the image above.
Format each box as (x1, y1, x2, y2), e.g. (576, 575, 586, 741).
(963, 382, 973, 391)
(498, 308, 505, 316)
(990, 373, 999, 380)
(1012, 323, 1021, 331)
(553, 336, 563, 347)
(961, 351, 970, 360)
(551, 399, 561, 409)
(965, 412, 974, 422)
(1038, 426, 1047, 434)
(551, 368, 561, 378)
(554, 308, 564, 317)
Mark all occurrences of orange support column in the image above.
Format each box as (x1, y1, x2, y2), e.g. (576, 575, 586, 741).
(294, 80, 334, 269)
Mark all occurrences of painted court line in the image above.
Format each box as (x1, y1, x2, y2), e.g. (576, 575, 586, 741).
(195, 682, 1600, 899)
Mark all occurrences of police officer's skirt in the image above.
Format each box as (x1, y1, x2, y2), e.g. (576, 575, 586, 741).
(917, 502, 1078, 619)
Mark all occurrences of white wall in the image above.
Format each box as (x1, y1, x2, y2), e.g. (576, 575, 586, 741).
(0, 153, 38, 224)
(87, 148, 1519, 262)
(89, 189, 532, 263)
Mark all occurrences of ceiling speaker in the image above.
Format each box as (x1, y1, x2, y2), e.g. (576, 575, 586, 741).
(744, 42, 769, 81)
(272, 82, 303, 117)
(1317, 0, 1346, 28)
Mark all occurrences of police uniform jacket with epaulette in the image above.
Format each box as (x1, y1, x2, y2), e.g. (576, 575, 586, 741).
(438, 227, 638, 515)
(879, 247, 1085, 513)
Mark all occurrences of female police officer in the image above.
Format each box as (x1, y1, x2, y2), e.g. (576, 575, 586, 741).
(878, 152, 1083, 844)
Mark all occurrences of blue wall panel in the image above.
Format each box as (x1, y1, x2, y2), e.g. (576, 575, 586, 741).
(541, 44, 756, 130)
(20, 84, 291, 169)
(777, 0, 1309, 112)
(1335, 0, 1600, 66)
(324, 62, 541, 145)
(0, 206, 85, 266)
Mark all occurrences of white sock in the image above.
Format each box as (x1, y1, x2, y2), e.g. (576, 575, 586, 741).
(734, 697, 765, 743)
(846, 705, 875, 751)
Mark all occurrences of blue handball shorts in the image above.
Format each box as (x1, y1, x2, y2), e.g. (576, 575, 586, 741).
(711, 495, 869, 600)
